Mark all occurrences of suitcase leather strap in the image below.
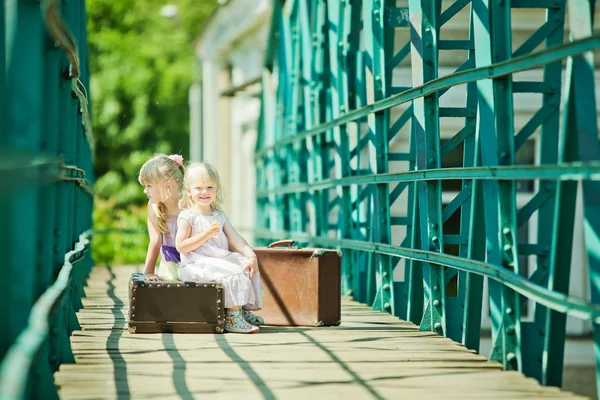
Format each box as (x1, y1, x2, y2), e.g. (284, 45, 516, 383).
(268, 239, 295, 248)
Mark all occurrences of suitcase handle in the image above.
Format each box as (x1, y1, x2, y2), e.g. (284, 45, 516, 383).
(267, 239, 295, 248)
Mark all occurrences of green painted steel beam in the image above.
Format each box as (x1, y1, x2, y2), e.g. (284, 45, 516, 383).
(363, 0, 393, 314)
(255, 0, 600, 390)
(0, 232, 91, 399)
(253, 230, 600, 323)
(487, 0, 522, 372)
(326, 0, 354, 295)
(409, 0, 445, 336)
(255, 163, 600, 197)
(563, 1, 600, 396)
(255, 33, 600, 160)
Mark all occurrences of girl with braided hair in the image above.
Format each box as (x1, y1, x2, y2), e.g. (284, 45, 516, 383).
(138, 153, 185, 281)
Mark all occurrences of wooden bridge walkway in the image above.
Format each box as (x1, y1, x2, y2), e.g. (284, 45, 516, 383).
(53, 265, 586, 399)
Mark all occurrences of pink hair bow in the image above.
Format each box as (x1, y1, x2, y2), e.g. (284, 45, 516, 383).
(168, 154, 184, 166)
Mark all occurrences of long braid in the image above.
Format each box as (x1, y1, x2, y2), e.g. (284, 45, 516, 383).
(155, 201, 170, 233)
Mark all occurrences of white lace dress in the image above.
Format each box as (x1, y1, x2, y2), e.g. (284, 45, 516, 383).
(177, 208, 262, 310)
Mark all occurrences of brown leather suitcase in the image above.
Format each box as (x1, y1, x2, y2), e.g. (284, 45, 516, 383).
(253, 240, 342, 326)
(128, 273, 225, 333)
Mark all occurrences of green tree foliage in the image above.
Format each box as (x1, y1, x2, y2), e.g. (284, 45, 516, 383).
(88, 0, 218, 264)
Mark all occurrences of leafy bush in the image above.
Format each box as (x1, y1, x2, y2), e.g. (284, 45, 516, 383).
(88, 0, 218, 263)
(92, 199, 149, 265)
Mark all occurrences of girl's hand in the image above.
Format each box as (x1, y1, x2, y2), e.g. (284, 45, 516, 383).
(205, 220, 221, 239)
(244, 257, 259, 279)
(144, 273, 163, 282)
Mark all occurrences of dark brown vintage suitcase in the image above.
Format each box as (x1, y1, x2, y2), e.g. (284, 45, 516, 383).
(128, 273, 225, 333)
(253, 240, 342, 327)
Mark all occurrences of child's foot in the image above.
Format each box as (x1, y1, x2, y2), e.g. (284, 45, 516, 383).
(242, 309, 264, 326)
(225, 311, 259, 333)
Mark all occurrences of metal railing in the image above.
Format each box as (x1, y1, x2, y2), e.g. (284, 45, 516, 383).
(254, 0, 600, 393)
(0, 0, 93, 398)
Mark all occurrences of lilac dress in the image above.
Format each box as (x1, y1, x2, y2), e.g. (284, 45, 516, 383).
(177, 209, 262, 310)
(157, 215, 180, 281)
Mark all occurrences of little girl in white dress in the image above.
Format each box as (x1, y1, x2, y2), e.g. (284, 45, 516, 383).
(175, 162, 263, 333)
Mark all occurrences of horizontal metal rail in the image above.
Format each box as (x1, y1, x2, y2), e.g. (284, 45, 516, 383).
(0, 155, 94, 195)
(0, 230, 91, 399)
(254, 230, 600, 323)
(255, 33, 600, 159)
(256, 163, 600, 197)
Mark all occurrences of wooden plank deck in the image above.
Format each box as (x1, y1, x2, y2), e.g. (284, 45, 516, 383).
(54, 265, 587, 399)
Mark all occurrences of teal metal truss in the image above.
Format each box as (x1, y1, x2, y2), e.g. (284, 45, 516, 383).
(0, 1, 94, 399)
(255, 0, 600, 393)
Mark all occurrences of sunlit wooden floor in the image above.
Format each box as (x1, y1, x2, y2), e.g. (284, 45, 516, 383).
(53, 265, 586, 399)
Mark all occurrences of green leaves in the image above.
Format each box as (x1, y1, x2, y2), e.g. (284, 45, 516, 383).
(89, 0, 217, 263)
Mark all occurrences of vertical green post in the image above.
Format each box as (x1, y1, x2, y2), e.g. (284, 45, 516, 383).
(6, 0, 44, 349)
(489, 0, 522, 371)
(326, 0, 353, 295)
(363, 0, 394, 315)
(563, 1, 600, 396)
(408, 0, 445, 335)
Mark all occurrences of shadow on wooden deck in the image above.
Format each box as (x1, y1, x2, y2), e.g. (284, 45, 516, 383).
(53, 265, 588, 399)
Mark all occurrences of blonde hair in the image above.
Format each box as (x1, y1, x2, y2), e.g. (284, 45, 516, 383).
(138, 153, 185, 233)
(179, 162, 224, 211)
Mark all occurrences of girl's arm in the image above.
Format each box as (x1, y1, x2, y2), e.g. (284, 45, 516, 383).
(144, 203, 162, 279)
(175, 218, 220, 254)
(224, 219, 259, 278)
(223, 219, 256, 259)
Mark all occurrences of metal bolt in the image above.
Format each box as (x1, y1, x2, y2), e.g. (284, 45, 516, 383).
(506, 307, 513, 315)
(506, 352, 516, 362)
(433, 300, 440, 307)
(383, 283, 390, 291)
(383, 302, 391, 310)
(503, 244, 511, 252)
(383, 271, 389, 278)
(502, 227, 510, 235)
(431, 223, 438, 229)
(433, 285, 439, 292)
(434, 322, 442, 331)
(506, 326, 515, 336)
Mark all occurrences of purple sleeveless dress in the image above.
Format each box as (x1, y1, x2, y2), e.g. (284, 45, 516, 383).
(157, 215, 180, 280)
